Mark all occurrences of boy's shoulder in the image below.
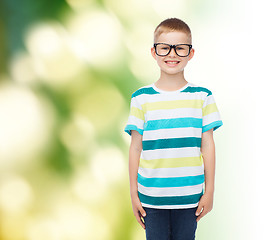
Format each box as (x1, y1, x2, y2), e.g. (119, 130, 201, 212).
(189, 82, 212, 91)
(131, 83, 154, 98)
(189, 82, 213, 96)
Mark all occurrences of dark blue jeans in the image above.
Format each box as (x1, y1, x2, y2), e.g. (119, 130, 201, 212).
(142, 206, 198, 240)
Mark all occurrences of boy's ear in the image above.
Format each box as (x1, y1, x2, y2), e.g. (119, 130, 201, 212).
(188, 48, 195, 61)
(151, 47, 156, 59)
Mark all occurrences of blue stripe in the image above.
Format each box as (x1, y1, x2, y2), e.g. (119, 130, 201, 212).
(184, 86, 212, 96)
(124, 125, 143, 135)
(144, 117, 202, 131)
(138, 173, 205, 188)
(132, 86, 212, 98)
(132, 87, 158, 98)
(202, 120, 223, 133)
(138, 189, 204, 206)
(142, 137, 201, 151)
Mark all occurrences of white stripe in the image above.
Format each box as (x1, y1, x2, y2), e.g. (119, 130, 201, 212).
(136, 89, 206, 104)
(148, 108, 202, 120)
(126, 115, 144, 128)
(141, 147, 201, 160)
(203, 94, 216, 107)
(138, 164, 204, 178)
(143, 127, 202, 140)
(138, 182, 203, 197)
(141, 202, 199, 209)
(147, 92, 203, 102)
(131, 95, 143, 109)
(203, 111, 222, 126)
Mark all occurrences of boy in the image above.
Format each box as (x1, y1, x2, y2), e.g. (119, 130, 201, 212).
(124, 18, 223, 240)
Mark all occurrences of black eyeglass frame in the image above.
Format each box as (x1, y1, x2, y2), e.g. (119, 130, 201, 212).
(153, 43, 193, 57)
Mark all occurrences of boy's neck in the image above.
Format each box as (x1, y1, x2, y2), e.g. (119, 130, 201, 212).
(155, 71, 188, 91)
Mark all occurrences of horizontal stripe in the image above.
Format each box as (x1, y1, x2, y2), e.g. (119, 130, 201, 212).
(132, 85, 212, 98)
(126, 115, 144, 126)
(142, 99, 203, 112)
(141, 147, 201, 160)
(141, 202, 199, 209)
(138, 182, 203, 196)
(124, 125, 143, 135)
(143, 127, 202, 140)
(137, 173, 205, 188)
(203, 111, 221, 125)
(203, 120, 223, 133)
(182, 86, 212, 96)
(144, 117, 202, 131)
(146, 108, 202, 121)
(138, 165, 204, 178)
(130, 106, 144, 120)
(139, 156, 203, 169)
(132, 87, 158, 98)
(139, 90, 206, 102)
(142, 137, 201, 151)
(203, 103, 219, 116)
(138, 189, 204, 206)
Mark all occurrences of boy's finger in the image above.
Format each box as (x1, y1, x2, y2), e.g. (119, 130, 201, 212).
(139, 207, 146, 217)
(196, 209, 207, 222)
(136, 213, 146, 229)
(195, 206, 203, 216)
(196, 211, 203, 222)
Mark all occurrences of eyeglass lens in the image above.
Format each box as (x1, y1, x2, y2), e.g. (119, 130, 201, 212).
(156, 44, 190, 57)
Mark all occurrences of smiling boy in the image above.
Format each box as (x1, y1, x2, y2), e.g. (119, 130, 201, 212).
(124, 18, 223, 240)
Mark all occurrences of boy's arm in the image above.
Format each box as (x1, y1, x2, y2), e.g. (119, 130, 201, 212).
(129, 130, 146, 229)
(195, 128, 216, 221)
(201, 128, 216, 195)
(129, 130, 143, 197)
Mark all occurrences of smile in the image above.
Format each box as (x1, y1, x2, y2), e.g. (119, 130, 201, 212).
(165, 61, 180, 66)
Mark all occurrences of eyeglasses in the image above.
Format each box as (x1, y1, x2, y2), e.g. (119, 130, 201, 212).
(153, 43, 192, 57)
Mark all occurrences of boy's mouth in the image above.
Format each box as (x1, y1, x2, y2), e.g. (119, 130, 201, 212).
(165, 61, 180, 66)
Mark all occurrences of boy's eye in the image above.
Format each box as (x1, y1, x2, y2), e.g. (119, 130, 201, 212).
(177, 47, 184, 50)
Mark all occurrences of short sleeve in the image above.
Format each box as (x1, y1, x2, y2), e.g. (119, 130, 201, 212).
(202, 92, 223, 133)
(124, 95, 145, 136)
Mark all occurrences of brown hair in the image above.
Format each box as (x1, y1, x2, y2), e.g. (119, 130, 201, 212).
(154, 18, 192, 44)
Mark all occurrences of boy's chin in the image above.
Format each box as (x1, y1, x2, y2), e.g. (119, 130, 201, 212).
(161, 70, 184, 75)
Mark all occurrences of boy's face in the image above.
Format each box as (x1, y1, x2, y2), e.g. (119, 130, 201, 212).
(151, 31, 194, 75)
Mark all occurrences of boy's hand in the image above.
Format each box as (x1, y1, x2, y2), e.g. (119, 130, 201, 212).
(195, 192, 214, 222)
(131, 194, 146, 229)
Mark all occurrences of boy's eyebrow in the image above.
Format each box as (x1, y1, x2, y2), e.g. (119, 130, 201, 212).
(154, 43, 192, 47)
(155, 42, 192, 45)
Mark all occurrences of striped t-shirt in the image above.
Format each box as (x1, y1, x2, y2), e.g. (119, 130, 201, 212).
(124, 81, 223, 209)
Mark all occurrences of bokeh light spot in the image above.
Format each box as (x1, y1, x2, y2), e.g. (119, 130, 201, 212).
(90, 145, 126, 186)
(0, 175, 34, 213)
(24, 21, 85, 86)
(0, 83, 55, 169)
(66, 9, 123, 69)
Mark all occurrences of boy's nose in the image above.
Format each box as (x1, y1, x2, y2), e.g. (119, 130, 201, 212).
(169, 47, 177, 56)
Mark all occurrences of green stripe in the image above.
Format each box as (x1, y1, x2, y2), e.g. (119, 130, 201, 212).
(139, 156, 203, 169)
(142, 137, 201, 151)
(138, 190, 204, 206)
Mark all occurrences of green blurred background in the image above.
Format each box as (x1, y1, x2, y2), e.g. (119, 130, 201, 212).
(0, 0, 270, 239)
